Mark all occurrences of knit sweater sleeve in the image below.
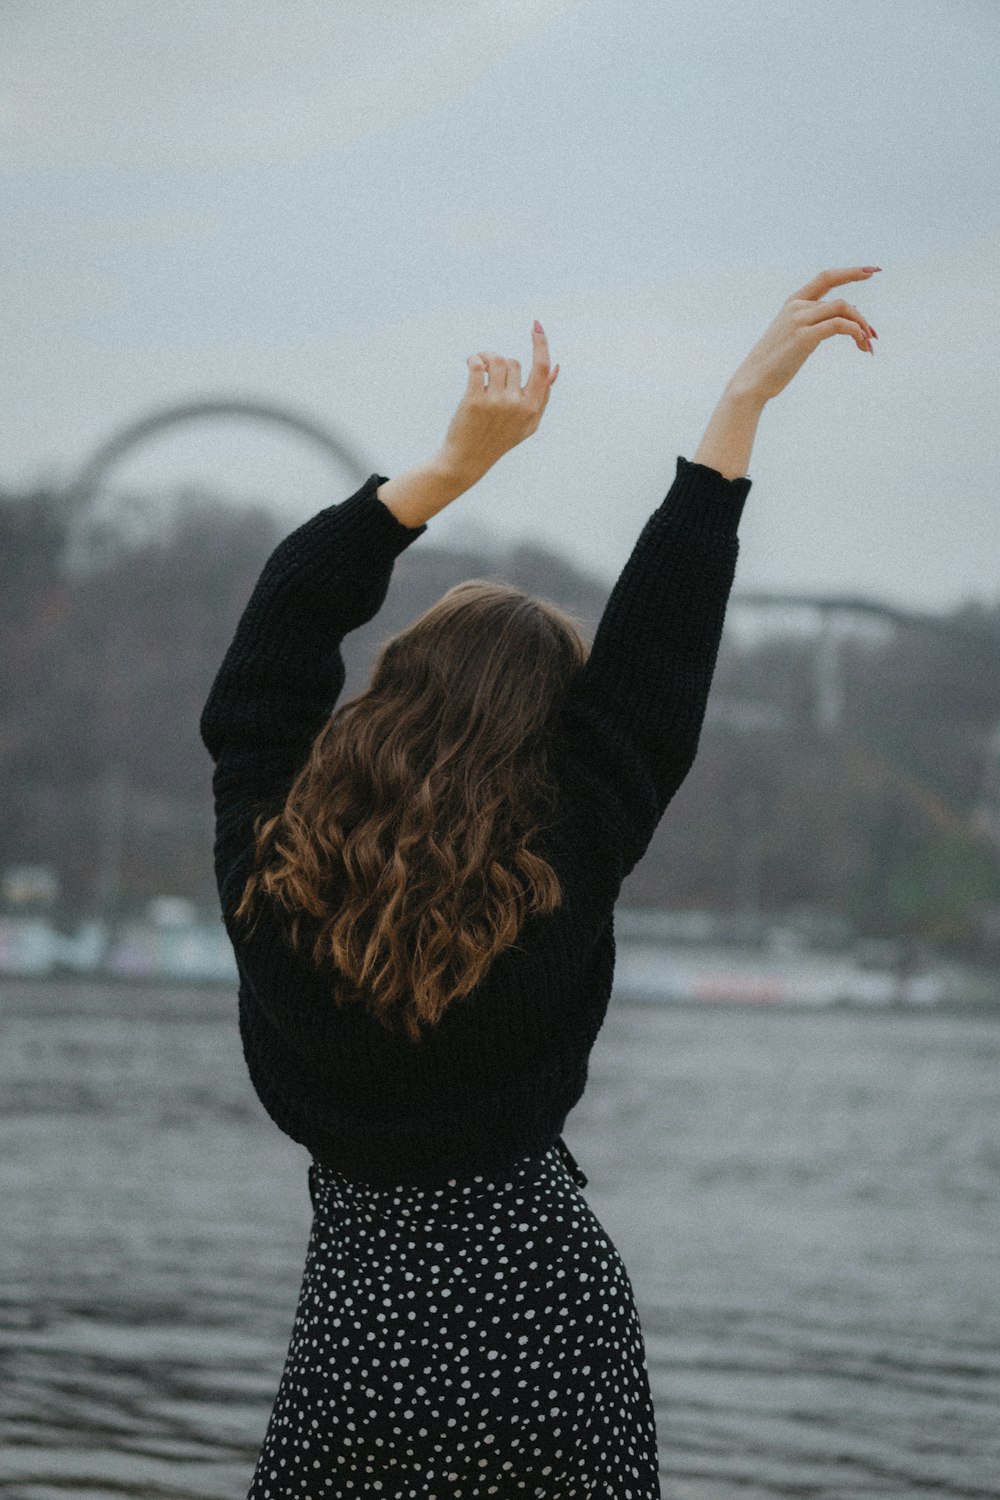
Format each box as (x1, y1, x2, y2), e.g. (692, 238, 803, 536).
(554, 455, 751, 885)
(198, 472, 427, 912)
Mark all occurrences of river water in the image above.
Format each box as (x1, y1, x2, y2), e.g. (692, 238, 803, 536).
(2, 978, 998, 1499)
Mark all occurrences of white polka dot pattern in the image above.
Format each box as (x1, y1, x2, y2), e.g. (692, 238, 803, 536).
(246, 1143, 661, 1498)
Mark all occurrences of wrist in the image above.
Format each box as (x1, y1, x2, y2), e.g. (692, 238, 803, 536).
(376, 453, 482, 529)
(720, 376, 769, 414)
(431, 445, 492, 491)
(692, 381, 766, 481)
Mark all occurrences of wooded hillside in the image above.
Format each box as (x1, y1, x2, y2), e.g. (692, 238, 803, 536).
(3, 484, 999, 960)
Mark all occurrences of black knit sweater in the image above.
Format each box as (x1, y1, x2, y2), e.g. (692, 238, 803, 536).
(199, 455, 751, 1187)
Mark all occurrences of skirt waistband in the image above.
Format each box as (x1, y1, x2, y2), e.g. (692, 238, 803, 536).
(308, 1137, 588, 1202)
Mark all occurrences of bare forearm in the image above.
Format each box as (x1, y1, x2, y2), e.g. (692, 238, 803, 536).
(692, 383, 767, 481)
(376, 452, 482, 529)
(376, 383, 764, 530)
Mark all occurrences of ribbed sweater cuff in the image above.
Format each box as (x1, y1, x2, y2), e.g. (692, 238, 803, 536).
(663, 455, 752, 537)
(279, 473, 428, 584)
(343, 473, 430, 552)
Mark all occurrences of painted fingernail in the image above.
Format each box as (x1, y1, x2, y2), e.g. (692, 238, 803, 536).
(533, 320, 544, 334)
(869, 326, 878, 338)
(861, 266, 882, 273)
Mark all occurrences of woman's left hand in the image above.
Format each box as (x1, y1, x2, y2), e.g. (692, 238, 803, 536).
(436, 322, 560, 483)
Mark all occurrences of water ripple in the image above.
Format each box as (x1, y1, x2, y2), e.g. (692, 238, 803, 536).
(2, 981, 999, 1497)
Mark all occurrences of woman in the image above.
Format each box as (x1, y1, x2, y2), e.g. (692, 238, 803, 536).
(200, 264, 880, 1499)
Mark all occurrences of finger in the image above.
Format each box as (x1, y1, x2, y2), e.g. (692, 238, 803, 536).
(535, 362, 560, 416)
(809, 315, 871, 353)
(523, 320, 552, 406)
(797, 297, 874, 346)
(790, 266, 880, 303)
(478, 352, 507, 394)
(466, 354, 487, 394)
(522, 361, 560, 433)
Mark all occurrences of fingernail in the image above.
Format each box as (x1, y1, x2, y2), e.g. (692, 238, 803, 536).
(869, 326, 878, 338)
(861, 266, 882, 273)
(533, 320, 544, 335)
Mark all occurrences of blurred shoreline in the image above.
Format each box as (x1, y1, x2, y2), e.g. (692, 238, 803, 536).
(1, 907, 996, 1012)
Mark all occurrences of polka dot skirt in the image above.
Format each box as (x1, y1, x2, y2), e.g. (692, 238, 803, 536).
(246, 1140, 661, 1498)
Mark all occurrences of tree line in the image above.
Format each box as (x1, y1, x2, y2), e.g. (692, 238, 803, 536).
(3, 482, 999, 961)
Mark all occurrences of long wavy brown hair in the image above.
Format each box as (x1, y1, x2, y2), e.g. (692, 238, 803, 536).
(234, 579, 591, 1042)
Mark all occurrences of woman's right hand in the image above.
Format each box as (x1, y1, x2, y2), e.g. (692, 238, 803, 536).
(727, 265, 881, 405)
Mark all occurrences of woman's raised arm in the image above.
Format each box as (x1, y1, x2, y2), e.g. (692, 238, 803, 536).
(554, 264, 883, 893)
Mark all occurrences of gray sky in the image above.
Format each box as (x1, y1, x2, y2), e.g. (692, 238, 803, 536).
(3, 0, 998, 612)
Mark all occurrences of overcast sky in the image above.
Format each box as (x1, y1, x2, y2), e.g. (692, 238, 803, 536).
(3, 0, 998, 613)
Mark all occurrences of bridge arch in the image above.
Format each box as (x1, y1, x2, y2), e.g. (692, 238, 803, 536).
(62, 395, 373, 511)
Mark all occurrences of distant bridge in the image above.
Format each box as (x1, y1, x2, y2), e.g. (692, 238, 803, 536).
(721, 589, 996, 737)
(730, 589, 977, 637)
(61, 393, 996, 744)
(61, 395, 373, 511)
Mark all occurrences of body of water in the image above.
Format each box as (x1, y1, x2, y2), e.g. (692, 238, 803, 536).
(2, 978, 999, 1498)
